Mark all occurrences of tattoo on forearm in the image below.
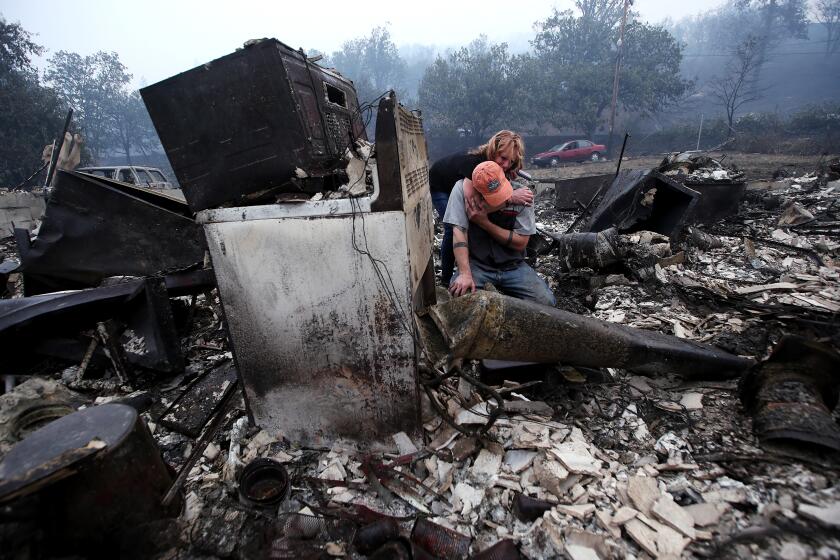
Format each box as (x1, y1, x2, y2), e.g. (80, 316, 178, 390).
(453, 242, 468, 249)
(506, 230, 514, 246)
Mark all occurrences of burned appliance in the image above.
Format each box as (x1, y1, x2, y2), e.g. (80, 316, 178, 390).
(195, 93, 434, 447)
(140, 38, 367, 212)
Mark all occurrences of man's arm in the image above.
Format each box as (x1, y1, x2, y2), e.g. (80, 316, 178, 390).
(466, 203, 530, 252)
(449, 227, 476, 296)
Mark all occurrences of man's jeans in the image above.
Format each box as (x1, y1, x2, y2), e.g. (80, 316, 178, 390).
(450, 260, 556, 307)
(431, 191, 455, 284)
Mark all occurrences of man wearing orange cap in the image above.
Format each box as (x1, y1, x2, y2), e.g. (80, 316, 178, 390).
(443, 161, 555, 306)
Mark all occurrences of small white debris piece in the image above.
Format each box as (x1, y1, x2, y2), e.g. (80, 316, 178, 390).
(511, 421, 551, 448)
(325, 542, 345, 556)
(452, 482, 484, 516)
(549, 442, 602, 476)
(247, 429, 275, 452)
(798, 502, 840, 528)
(556, 503, 595, 520)
(652, 495, 696, 538)
(627, 476, 661, 516)
(85, 438, 107, 450)
(779, 542, 810, 560)
(223, 416, 249, 482)
(294, 167, 308, 179)
(625, 518, 659, 557)
(319, 461, 347, 482)
(471, 448, 502, 480)
(203, 442, 220, 461)
(184, 491, 203, 522)
(455, 401, 491, 425)
(627, 376, 653, 394)
(504, 450, 537, 473)
(392, 431, 418, 455)
(685, 502, 728, 526)
(680, 392, 703, 410)
(566, 529, 610, 560)
(654, 433, 692, 464)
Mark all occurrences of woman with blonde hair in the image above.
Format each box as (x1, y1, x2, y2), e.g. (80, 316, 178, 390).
(428, 130, 533, 285)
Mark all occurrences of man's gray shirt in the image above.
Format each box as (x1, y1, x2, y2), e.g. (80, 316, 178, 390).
(443, 179, 535, 269)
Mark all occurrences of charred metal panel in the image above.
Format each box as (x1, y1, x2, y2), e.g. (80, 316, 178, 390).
(739, 336, 840, 453)
(551, 173, 613, 210)
(141, 38, 366, 212)
(20, 171, 206, 296)
(686, 181, 747, 224)
(584, 170, 699, 240)
(202, 213, 420, 447)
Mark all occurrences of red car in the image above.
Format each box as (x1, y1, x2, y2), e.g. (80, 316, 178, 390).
(530, 140, 606, 167)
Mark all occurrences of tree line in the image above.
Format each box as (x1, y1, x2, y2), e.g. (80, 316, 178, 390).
(1, 16, 158, 187)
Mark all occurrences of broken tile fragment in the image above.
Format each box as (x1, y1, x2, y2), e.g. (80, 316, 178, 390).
(503, 450, 537, 473)
(798, 502, 840, 528)
(685, 502, 728, 527)
(555, 503, 595, 520)
(612, 505, 639, 525)
(452, 482, 484, 516)
(679, 392, 703, 410)
(533, 455, 570, 498)
(625, 518, 658, 557)
(595, 509, 621, 538)
(549, 442, 602, 476)
(627, 476, 660, 516)
(471, 448, 503, 480)
(652, 495, 696, 538)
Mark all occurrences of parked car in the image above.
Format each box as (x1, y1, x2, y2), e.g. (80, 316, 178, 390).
(77, 165, 185, 201)
(530, 140, 606, 167)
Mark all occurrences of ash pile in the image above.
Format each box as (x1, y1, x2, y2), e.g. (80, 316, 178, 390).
(2, 37, 840, 560)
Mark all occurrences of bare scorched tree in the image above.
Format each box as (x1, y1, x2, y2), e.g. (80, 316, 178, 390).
(709, 37, 764, 138)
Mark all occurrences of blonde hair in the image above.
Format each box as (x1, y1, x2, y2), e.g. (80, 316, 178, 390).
(470, 130, 525, 176)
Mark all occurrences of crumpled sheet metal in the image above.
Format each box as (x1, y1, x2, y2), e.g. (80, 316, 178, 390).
(20, 170, 206, 295)
(545, 228, 620, 271)
(426, 291, 753, 379)
(583, 169, 699, 240)
(739, 336, 840, 452)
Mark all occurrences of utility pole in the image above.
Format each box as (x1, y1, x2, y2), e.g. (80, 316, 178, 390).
(607, 0, 631, 159)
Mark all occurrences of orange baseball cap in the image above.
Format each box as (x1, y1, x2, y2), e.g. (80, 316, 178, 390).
(472, 161, 512, 207)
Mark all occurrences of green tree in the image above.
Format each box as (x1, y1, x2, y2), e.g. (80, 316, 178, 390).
(45, 50, 132, 159)
(418, 37, 521, 138)
(0, 16, 65, 187)
(112, 91, 161, 164)
(525, 1, 690, 138)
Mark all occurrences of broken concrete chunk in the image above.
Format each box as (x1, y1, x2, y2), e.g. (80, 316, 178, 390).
(565, 544, 600, 560)
(595, 509, 621, 538)
(652, 495, 696, 538)
(455, 401, 491, 425)
(627, 476, 661, 516)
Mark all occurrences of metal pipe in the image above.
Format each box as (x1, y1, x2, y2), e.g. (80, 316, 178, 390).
(426, 291, 753, 379)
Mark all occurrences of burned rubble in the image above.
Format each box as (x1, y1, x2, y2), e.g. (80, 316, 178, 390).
(1, 38, 840, 560)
